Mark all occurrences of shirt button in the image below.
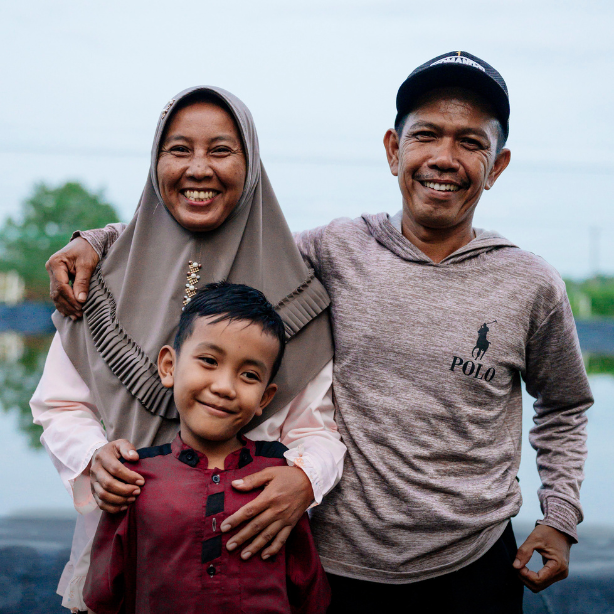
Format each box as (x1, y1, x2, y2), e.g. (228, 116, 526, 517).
(207, 565, 216, 577)
(212, 474, 220, 484)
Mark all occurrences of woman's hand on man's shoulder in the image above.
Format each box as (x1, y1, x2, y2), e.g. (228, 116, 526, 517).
(46, 237, 100, 319)
(90, 439, 145, 513)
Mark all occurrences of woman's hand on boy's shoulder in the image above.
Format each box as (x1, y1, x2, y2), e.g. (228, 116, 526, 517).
(90, 439, 145, 513)
(220, 466, 314, 560)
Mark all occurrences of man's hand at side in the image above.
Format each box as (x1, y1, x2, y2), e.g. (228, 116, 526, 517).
(46, 237, 100, 318)
(220, 466, 313, 560)
(513, 524, 572, 592)
(90, 440, 145, 513)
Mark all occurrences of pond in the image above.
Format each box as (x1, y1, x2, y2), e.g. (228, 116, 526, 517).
(0, 330, 613, 527)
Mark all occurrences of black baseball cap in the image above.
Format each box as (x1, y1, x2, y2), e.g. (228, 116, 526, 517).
(396, 51, 510, 139)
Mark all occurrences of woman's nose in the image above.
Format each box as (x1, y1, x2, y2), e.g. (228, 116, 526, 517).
(186, 153, 214, 180)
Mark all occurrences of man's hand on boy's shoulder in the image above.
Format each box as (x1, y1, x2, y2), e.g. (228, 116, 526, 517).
(90, 439, 145, 513)
(221, 466, 313, 561)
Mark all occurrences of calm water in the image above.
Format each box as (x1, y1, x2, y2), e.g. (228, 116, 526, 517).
(0, 332, 612, 526)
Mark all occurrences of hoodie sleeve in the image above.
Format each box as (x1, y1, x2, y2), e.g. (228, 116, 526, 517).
(293, 226, 329, 279)
(524, 296, 593, 542)
(72, 222, 127, 259)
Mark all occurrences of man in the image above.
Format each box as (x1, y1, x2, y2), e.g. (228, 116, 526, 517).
(46, 52, 592, 613)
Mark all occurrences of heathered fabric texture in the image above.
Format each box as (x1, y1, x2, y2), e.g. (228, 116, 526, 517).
(296, 212, 592, 584)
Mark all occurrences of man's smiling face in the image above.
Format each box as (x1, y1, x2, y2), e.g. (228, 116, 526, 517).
(385, 87, 510, 234)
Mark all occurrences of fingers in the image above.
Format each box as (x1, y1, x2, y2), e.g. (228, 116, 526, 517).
(73, 260, 96, 303)
(518, 559, 563, 592)
(97, 441, 144, 486)
(230, 468, 273, 492)
(514, 525, 570, 592)
(220, 469, 274, 533)
(227, 511, 283, 558)
(48, 260, 82, 316)
(46, 237, 100, 315)
(90, 440, 144, 513)
(91, 478, 135, 512)
(513, 540, 535, 570)
(222, 497, 268, 539)
(261, 525, 293, 560)
(90, 462, 141, 498)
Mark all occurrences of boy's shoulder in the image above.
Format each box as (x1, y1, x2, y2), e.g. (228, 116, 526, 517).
(119, 440, 288, 471)
(119, 443, 174, 477)
(253, 440, 288, 459)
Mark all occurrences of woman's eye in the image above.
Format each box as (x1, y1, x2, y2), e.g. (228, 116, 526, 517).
(170, 145, 190, 154)
(210, 147, 232, 156)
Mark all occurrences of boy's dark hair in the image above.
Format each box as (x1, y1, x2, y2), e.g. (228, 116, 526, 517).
(174, 282, 286, 382)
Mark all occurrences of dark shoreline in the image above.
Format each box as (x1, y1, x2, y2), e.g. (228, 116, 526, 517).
(1, 517, 612, 614)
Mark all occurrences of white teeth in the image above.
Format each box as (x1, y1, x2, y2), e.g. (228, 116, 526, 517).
(423, 181, 460, 192)
(184, 189, 216, 201)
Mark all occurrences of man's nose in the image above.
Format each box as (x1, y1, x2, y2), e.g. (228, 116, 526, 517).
(427, 138, 460, 173)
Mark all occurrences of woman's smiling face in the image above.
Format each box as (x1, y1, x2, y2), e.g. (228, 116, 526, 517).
(157, 100, 247, 232)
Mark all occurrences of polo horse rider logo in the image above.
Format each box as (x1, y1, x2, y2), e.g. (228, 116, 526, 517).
(472, 321, 497, 360)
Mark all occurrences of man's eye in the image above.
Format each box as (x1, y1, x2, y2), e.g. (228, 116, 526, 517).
(414, 131, 435, 140)
(461, 139, 483, 149)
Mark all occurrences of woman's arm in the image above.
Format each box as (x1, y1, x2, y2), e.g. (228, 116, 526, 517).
(222, 360, 346, 560)
(46, 223, 126, 317)
(31, 333, 144, 513)
(247, 360, 344, 503)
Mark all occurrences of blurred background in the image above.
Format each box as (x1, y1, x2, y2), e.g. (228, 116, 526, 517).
(0, 1, 613, 612)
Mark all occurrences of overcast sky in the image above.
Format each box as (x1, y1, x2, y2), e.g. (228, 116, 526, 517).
(1, 0, 613, 277)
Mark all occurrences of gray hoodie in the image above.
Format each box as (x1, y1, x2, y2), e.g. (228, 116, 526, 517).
(296, 212, 592, 584)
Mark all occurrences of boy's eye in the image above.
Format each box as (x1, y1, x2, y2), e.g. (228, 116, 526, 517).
(199, 356, 217, 366)
(242, 371, 261, 382)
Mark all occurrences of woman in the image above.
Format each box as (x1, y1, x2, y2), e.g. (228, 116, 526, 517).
(31, 86, 344, 612)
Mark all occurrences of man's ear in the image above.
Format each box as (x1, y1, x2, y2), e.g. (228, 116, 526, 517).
(485, 148, 511, 190)
(158, 345, 176, 389)
(254, 383, 278, 417)
(383, 128, 400, 177)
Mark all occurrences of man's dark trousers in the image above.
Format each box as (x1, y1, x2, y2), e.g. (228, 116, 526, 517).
(326, 522, 524, 614)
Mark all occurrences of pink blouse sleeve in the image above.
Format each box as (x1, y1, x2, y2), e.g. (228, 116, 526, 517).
(245, 360, 346, 504)
(30, 333, 108, 514)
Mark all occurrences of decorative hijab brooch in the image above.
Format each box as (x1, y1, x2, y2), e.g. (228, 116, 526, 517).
(182, 260, 202, 310)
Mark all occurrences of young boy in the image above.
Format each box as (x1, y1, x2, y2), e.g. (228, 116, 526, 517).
(83, 282, 330, 614)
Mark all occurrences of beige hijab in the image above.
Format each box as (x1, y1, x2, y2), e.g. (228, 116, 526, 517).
(53, 86, 333, 449)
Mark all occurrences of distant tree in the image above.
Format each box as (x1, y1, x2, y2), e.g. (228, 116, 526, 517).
(0, 182, 120, 300)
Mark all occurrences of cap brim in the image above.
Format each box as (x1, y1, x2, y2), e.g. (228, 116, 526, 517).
(396, 64, 510, 137)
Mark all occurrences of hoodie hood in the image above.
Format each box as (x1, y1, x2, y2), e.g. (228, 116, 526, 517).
(362, 211, 518, 265)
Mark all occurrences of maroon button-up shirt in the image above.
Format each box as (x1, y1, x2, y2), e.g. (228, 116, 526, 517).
(83, 434, 330, 614)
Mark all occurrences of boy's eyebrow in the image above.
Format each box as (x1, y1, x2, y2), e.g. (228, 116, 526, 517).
(242, 358, 268, 373)
(194, 342, 226, 354)
(193, 343, 268, 373)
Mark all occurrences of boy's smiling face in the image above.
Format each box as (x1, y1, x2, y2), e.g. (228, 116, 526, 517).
(158, 315, 279, 452)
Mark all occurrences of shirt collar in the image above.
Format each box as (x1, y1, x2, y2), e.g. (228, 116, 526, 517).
(171, 433, 255, 471)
